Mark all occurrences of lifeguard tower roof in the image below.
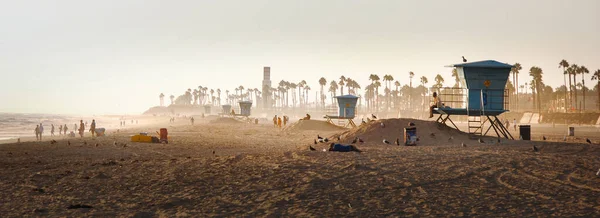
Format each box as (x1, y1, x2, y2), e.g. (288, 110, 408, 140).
(447, 60, 513, 69)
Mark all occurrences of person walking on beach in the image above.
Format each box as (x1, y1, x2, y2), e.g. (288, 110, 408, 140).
(39, 123, 44, 141)
(277, 117, 282, 129)
(190, 117, 195, 125)
(51, 124, 55, 136)
(273, 115, 278, 127)
(78, 120, 85, 138)
(59, 125, 63, 136)
(34, 125, 40, 141)
(89, 119, 96, 137)
(63, 124, 68, 135)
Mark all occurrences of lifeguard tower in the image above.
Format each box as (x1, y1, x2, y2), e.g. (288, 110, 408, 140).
(238, 101, 253, 117)
(325, 95, 358, 128)
(433, 60, 513, 139)
(203, 105, 211, 115)
(221, 105, 232, 117)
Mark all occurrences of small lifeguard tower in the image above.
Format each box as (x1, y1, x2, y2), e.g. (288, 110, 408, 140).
(203, 105, 211, 115)
(221, 105, 232, 117)
(325, 95, 358, 128)
(238, 101, 253, 117)
(434, 60, 513, 139)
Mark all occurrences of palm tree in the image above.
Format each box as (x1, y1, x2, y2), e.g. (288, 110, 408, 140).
(559, 60, 570, 111)
(298, 80, 307, 106)
(420, 76, 428, 88)
(592, 69, 600, 110)
(338, 76, 346, 96)
(169, 95, 175, 105)
(578, 66, 589, 111)
(216, 89, 221, 106)
(304, 85, 311, 106)
(394, 81, 400, 108)
(225, 90, 230, 104)
(434, 74, 444, 89)
(329, 81, 338, 105)
(409, 71, 415, 109)
(319, 77, 327, 107)
(529, 66, 544, 112)
(159, 93, 165, 106)
(511, 63, 522, 111)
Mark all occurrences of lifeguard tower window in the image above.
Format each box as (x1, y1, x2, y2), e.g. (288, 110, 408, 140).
(433, 60, 514, 139)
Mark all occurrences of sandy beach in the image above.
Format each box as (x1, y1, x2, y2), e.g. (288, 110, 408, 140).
(1, 116, 599, 217)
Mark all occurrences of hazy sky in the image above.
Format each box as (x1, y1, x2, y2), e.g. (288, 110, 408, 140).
(1, 0, 598, 114)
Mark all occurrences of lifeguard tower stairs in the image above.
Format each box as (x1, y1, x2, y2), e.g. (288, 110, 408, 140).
(433, 60, 514, 139)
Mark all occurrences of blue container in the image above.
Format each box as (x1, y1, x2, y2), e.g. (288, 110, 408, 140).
(238, 101, 253, 116)
(449, 60, 512, 111)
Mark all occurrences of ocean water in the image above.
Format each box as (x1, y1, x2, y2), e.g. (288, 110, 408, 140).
(0, 113, 133, 140)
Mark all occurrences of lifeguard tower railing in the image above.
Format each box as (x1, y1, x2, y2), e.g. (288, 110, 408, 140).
(431, 87, 513, 139)
(432, 87, 510, 112)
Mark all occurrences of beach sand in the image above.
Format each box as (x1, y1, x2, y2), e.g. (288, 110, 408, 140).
(1, 116, 600, 216)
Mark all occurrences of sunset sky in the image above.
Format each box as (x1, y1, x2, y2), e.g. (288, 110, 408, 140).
(1, 0, 598, 114)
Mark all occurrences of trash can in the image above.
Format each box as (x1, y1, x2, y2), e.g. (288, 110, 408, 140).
(568, 127, 575, 136)
(159, 128, 168, 144)
(519, 125, 531, 140)
(404, 127, 417, 146)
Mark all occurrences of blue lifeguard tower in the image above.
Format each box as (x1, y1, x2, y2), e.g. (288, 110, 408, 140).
(238, 101, 253, 117)
(434, 60, 513, 139)
(325, 95, 359, 128)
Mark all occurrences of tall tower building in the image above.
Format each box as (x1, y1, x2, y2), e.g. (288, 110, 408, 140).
(262, 67, 272, 108)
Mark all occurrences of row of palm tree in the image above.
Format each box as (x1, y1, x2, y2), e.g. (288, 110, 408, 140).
(158, 62, 600, 112)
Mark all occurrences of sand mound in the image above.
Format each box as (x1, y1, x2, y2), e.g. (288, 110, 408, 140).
(210, 117, 244, 124)
(337, 118, 476, 146)
(284, 120, 346, 132)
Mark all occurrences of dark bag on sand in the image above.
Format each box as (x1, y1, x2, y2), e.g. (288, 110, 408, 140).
(151, 136, 160, 143)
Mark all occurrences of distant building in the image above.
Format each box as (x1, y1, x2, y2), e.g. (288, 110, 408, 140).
(262, 67, 272, 108)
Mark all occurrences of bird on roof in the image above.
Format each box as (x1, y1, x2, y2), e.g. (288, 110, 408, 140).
(309, 146, 316, 151)
(532, 145, 538, 152)
(462, 56, 467, 63)
(586, 138, 592, 144)
(395, 138, 400, 146)
(372, 114, 377, 119)
(383, 139, 390, 144)
(542, 136, 547, 141)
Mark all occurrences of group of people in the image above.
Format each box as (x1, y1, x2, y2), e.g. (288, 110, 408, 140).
(34, 120, 97, 141)
(272, 115, 290, 128)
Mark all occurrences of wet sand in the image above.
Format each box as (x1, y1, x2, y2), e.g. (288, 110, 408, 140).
(1, 117, 599, 216)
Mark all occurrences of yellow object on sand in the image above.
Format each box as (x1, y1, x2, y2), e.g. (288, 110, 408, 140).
(131, 135, 153, 143)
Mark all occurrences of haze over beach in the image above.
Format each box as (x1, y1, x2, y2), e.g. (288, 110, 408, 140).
(1, 0, 600, 217)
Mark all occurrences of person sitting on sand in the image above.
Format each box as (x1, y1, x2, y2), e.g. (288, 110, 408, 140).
(34, 125, 40, 141)
(302, 114, 311, 120)
(328, 143, 362, 152)
(78, 120, 85, 138)
(429, 92, 442, 118)
(89, 119, 96, 137)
